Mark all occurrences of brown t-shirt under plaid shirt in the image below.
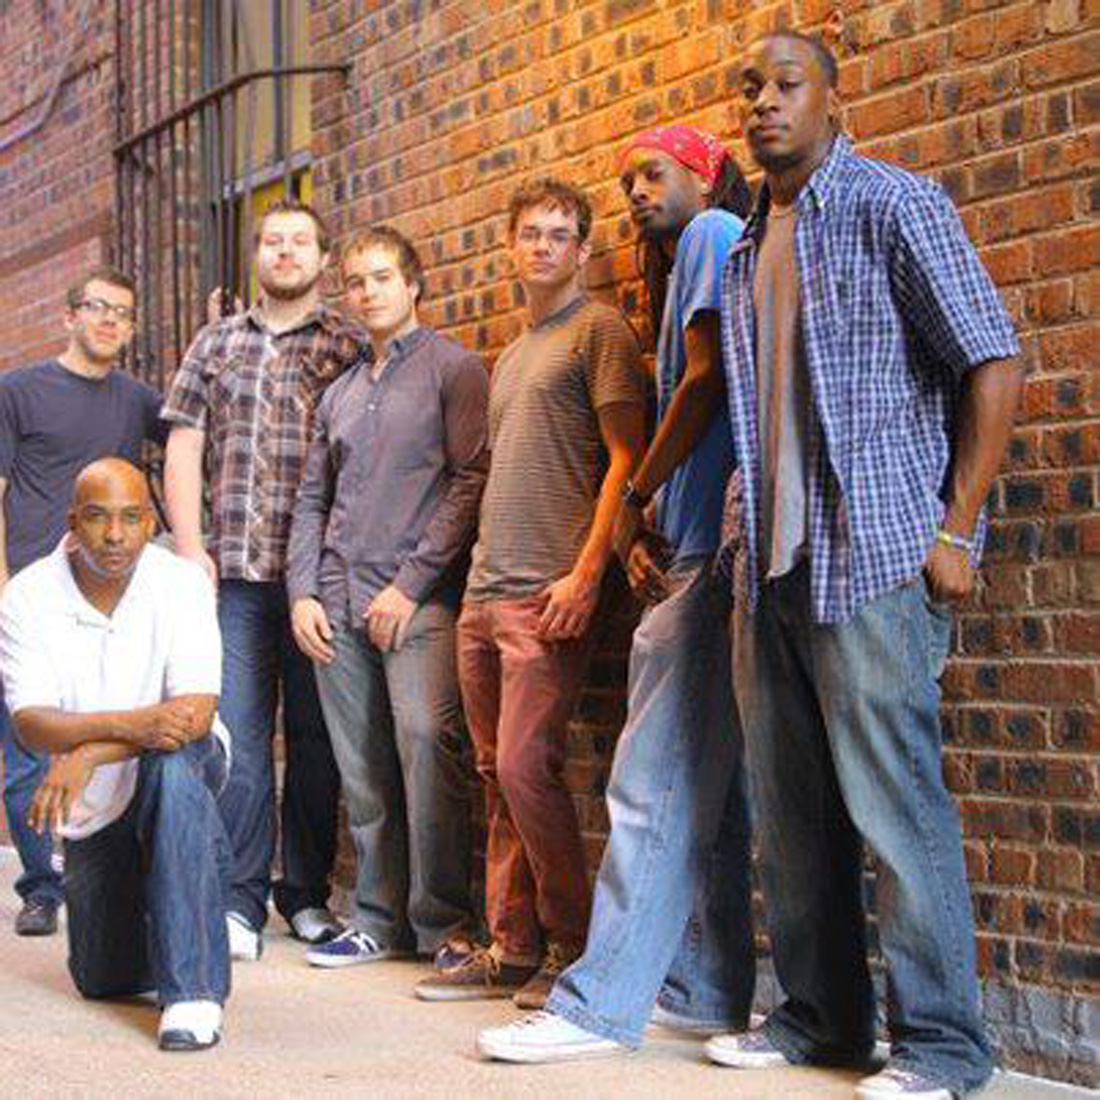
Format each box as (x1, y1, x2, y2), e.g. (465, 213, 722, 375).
(162, 303, 364, 582)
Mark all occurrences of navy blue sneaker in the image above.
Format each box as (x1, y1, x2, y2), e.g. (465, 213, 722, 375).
(306, 928, 404, 968)
(433, 935, 479, 972)
(289, 906, 343, 945)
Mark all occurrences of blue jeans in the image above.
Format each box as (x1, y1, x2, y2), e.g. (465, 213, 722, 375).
(547, 560, 755, 1047)
(315, 602, 475, 951)
(64, 737, 232, 1006)
(732, 562, 992, 1095)
(217, 580, 341, 930)
(1, 685, 63, 905)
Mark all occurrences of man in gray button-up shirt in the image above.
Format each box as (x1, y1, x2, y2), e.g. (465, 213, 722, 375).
(287, 226, 488, 968)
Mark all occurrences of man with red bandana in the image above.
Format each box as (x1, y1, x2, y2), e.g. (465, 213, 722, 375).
(478, 128, 758, 1063)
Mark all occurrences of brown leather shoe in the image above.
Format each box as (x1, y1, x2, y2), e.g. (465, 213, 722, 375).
(415, 943, 538, 1001)
(513, 942, 581, 1010)
(15, 897, 59, 937)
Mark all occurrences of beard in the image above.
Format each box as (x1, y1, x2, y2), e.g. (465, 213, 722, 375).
(258, 267, 321, 302)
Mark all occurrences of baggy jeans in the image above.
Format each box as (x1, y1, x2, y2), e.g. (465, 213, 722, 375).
(547, 559, 755, 1046)
(732, 562, 992, 1094)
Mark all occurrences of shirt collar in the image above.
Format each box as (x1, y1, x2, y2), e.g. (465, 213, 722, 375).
(530, 294, 587, 331)
(744, 133, 854, 237)
(50, 536, 151, 627)
(363, 324, 428, 364)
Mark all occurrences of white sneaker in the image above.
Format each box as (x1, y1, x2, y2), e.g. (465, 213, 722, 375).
(855, 1066, 952, 1099)
(226, 911, 262, 961)
(650, 1004, 764, 1036)
(477, 1011, 628, 1063)
(158, 1000, 223, 1051)
(705, 1028, 791, 1069)
(289, 906, 343, 944)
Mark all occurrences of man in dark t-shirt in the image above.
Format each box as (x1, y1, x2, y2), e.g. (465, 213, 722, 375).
(0, 266, 165, 936)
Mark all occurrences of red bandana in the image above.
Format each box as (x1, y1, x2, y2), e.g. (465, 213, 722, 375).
(622, 125, 730, 187)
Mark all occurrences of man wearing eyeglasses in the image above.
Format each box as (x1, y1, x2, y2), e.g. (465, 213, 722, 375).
(415, 178, 646, 1006)
(0, 267, 166, 937)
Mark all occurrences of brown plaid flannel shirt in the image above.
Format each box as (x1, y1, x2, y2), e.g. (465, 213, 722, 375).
(162, 303, 365, 581)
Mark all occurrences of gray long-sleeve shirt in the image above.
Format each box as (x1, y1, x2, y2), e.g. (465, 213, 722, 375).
(287, 326, 489, 626)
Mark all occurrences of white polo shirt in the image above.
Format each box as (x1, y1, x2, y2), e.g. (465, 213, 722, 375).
(0, 539, 227, 839)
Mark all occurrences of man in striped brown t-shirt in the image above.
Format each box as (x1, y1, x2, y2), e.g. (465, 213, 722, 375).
(416, 178, 646, 1007)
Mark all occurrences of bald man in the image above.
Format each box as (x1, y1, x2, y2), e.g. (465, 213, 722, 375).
(0, 458, 232, 1051)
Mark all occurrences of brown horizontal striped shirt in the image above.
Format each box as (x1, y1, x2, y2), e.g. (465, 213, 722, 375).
(162, 302, 364, 581)
(466, 296, 645, 601)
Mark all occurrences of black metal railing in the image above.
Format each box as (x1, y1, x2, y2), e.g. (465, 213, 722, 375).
(112, 0, 349, 390)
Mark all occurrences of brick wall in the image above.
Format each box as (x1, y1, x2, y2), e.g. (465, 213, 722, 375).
(0, 0, 117, 370)
(309, 0, 1097, 1083)
(0, 0, 1095, 1085)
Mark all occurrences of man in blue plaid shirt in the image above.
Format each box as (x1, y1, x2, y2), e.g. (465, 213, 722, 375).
(705, 32, 1024, 1100)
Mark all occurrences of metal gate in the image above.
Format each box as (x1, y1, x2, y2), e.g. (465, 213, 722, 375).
(112, 0, 349, 390)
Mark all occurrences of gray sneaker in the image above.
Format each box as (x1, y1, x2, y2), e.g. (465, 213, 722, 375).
(706, 1029, 792, 1069)
(650, 1003, 761, 1036)
(856, 1066, 953, 1099)
(15, 897, 59, 937)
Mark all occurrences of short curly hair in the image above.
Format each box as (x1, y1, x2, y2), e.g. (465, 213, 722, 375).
(341, 225, 426, 300)
(507, 178, 593, 243)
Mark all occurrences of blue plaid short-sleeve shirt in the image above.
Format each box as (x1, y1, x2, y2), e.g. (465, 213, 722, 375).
(721, 136, 1020, 623)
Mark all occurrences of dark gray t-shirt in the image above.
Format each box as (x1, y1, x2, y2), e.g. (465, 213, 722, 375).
(753, 205, 811, 578)
(0, 361, 166, 573)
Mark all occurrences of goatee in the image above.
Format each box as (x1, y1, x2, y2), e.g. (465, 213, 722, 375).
(258, 271, 321, 302)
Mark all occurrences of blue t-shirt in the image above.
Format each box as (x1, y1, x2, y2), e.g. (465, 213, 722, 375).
(654, 209, 744, 561)
(0, 360, 166, 573)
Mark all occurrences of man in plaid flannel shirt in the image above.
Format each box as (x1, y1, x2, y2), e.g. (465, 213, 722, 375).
(704, 33, 1024, 1100)
(162, 199, 363, 959)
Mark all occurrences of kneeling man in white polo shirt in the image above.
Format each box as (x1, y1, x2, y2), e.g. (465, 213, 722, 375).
(0, 457, 232, 1051)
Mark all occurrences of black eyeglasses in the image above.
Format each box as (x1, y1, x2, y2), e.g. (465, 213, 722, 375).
(76, 297, 137, 324)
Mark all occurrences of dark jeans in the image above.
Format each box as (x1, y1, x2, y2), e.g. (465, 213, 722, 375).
(216, 580, 341, 930)
(64, 737, 231, 1006)
(1, 684, 63, 905)
(732, 563, 992, 1095)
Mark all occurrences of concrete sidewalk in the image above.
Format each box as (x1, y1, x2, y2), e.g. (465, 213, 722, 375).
(0, 850, 1084, 1099)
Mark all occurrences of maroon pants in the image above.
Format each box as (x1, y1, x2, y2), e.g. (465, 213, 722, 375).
(457, 596, 593, 959)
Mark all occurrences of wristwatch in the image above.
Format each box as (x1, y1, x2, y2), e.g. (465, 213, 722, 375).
(935, 528, 976, 554)
(622, 479, 650, 509)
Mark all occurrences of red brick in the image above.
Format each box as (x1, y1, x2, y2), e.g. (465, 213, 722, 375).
(1039, 325, 1100, 373)
(1036, 848, 1085, 893)
(990, 845, 1035, 884)
(1025, 280, 1078, 326)
(980, 239, 1033, 285)
(1063, 903, 1100, 946)
(869, 33, 949, 90)
(1034, 224, 1100, 277)
(980, 185, 1076, 244)
(848, 85, 929, 138)
(1021, 130, 1099, 183)
(1021, 30, 1100, 88)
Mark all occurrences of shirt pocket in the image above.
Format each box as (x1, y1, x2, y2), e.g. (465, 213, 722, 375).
(211, 357, 257, 417)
